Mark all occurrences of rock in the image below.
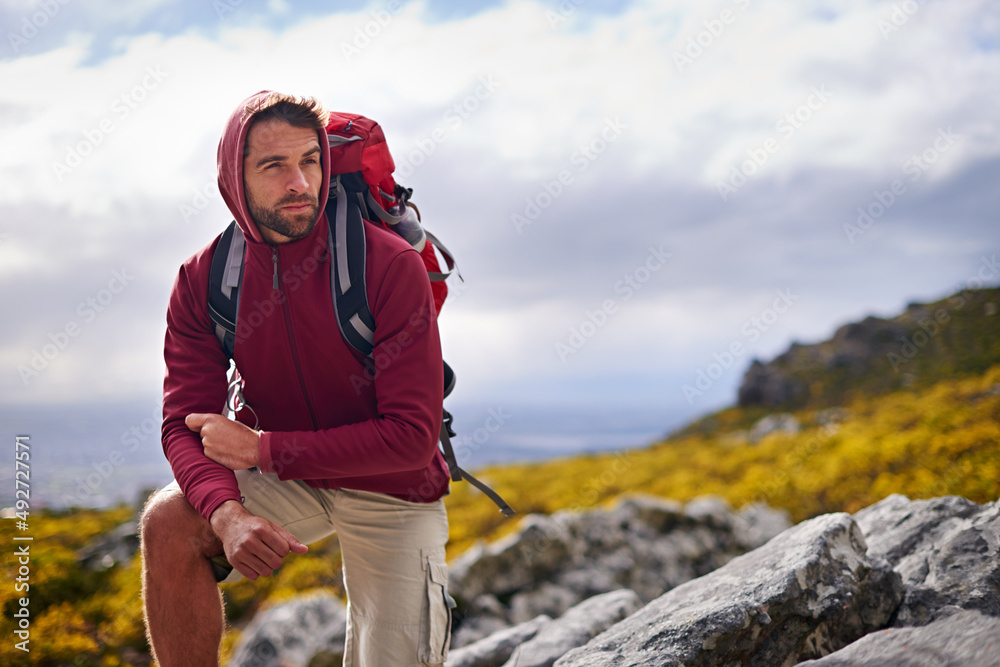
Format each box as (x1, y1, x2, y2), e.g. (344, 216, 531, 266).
(77, 520, 139, 570)
(554, 567, 621, 600)
(734, 501, 794, 550)
(452, 594, 515, 648)
(683, 495, 733, 530)
(794, 610, 1000, 667)
(451, 593, 510, 648)
(738, 358, 805, 407)
(468, 593, 508, 622)
(449, 495, 790, 641)
(748, 413, 800, 443)
(554, 513, 902, 667)
(814, 407, 848, 425)
(854, 494, 1000, 626)
(449, 514, 573, 602)
(451, 615, 510, 651)
(227, 591, 347, 667)
(615, 495, 684, 532)
(509, 582, 581, 625)
(504, 590, 642, 667)
(446, 615, 551, 667)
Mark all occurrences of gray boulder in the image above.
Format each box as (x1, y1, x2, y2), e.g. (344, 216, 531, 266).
(854, 494, 1000, 626)
(623, 495, 684, 532)
(748, 413, 800, 443)
(449, 514, 573, 602)
(77, 520, 139, 570)
(504, 589, 642, 667)
(736, 500, 799, 550)
(554, 513, 902, 667)
(446, 615, 551, 667)
(451, 593, 515, 649)
(227, 591, 347, 667)
(449, 494, 790, 636)
(509, 582, 581, 625)
(451, 615, 511, 652)
(794, 610, 1000, 667)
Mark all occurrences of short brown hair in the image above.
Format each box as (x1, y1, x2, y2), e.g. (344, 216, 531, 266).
(244, 93, 328, 154)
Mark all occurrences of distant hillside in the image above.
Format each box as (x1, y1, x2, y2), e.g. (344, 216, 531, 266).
(675, 286, 1000, 439)
(740, 286, 1000, 408)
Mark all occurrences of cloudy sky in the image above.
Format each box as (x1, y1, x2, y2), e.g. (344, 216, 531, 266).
(2, 0, 999, 484)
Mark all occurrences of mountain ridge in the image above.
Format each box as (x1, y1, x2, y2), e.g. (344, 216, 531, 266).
(672, 284, 1000, 439)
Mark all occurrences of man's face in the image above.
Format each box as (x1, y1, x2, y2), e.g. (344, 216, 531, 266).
(243, 118, 323, 244)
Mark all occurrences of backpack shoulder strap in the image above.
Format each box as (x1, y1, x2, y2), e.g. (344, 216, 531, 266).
(328, 174, 376, 358)
(208, 220, 244, 359)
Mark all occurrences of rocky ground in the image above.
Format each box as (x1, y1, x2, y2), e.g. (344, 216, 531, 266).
(226, 494, 1000, 667)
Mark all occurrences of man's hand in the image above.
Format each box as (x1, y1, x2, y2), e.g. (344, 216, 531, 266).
(186, 413, 260, 470)
(209, 500, 308, 580)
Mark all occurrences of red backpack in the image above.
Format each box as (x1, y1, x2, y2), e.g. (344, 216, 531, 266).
(325, 111, 454, 315)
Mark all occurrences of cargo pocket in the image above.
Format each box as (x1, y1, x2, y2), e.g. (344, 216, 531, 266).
(419, 551, 455, 665)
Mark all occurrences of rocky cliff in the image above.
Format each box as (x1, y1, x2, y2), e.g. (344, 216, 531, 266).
(735, 286, 1000, 410)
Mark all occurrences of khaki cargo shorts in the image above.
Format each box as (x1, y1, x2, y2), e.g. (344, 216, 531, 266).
(162, 468, 452, 666)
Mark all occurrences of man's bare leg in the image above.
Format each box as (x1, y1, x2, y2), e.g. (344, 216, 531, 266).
(140, 488, 226, 667)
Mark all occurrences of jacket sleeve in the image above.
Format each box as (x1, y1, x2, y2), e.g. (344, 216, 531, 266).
(257, 247, 444, 480)
(161, 247, 243, 522)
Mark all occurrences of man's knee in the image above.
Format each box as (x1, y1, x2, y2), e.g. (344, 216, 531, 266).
(140, 488, 221, 561)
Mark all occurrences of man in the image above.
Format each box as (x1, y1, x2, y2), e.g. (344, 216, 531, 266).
(141, 91, 452, 667)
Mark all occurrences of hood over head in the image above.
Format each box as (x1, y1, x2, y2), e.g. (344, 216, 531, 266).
(216, 90, 331, 244)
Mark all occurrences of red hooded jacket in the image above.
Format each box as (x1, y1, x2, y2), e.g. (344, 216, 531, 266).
(161, 91, 449, 522)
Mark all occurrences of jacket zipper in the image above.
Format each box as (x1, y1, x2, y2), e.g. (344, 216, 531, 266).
(272, 247, 279, 290)
(272, 246, 320, 430)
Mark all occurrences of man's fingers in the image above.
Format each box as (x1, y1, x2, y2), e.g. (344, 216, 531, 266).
(260, 523, 309, 558)
(233, 552, 274, 580)
(278, 525, 309, 554)
(232, 536, 283, 577)
(270, 522, 309, 554)
(185, 413, 213, 432)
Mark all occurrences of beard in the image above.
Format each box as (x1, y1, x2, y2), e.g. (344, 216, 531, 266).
(246, 190, 320, 241)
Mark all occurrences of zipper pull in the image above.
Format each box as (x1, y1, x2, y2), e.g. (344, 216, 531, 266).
(272, 247, 279, 290)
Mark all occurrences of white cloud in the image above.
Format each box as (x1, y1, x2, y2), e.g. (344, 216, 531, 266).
(1, 0, 998, 410)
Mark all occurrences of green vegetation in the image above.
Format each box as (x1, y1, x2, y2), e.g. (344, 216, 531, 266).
(724, 286, 1000, 416)
(3, 287, 997, 665)
(1, 507, 136, 665)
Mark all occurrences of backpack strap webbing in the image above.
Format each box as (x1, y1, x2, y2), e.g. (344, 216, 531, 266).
(439, 408, 516, 518)
(425, 231, 459, 283)
(208, 220, 244, 359)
